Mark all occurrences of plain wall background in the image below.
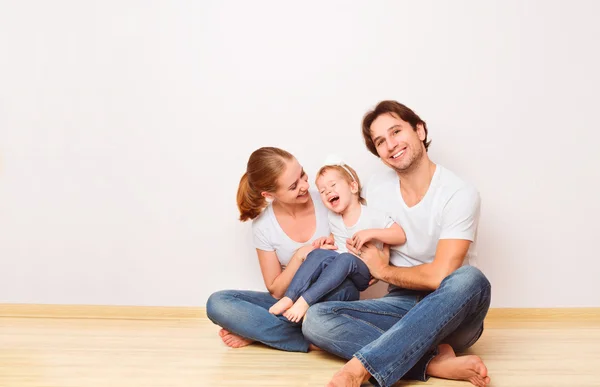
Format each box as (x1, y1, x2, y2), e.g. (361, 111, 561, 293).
(1, 0, 599, 308)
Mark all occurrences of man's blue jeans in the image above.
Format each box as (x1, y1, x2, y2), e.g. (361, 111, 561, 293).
(285, 248, 371, 305)
(302, 265, 491, 386)
(206, 278, 359, 352)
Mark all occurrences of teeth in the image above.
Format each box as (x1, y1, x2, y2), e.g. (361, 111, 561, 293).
(392, 150, 405, 159)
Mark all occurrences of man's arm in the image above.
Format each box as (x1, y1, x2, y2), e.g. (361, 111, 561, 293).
(352, 186, 480, 291)
(378, 239, 471, 290)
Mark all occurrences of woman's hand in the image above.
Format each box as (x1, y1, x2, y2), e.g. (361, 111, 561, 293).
(294, 244, 316, 263)
(312, 236, 337, 249)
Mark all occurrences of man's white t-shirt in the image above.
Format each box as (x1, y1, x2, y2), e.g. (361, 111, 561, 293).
(329, 205, 396, 254)
(364, 165, 480, 268)
(252, 190, 331, 267)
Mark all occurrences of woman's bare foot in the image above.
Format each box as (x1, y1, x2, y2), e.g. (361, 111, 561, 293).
(326, 357, 370, 387)
(283, 296, 310, 323)
(218, 329, 254, 348)
(427, 344, 490, 387)
(269, 296, 294, 315)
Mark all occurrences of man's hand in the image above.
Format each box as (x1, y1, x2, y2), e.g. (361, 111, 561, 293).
(346, 240, 390, 280)
(312, 236, 337, 249)
(350, 229, 375, 251)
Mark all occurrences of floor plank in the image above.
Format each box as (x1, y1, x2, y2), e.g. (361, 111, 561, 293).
(1, 315, 599, 386)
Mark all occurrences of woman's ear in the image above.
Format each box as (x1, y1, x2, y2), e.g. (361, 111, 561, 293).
(261, 192, 274, 203)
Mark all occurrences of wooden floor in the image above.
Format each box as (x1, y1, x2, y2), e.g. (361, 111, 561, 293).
(1, 310, 600, 387)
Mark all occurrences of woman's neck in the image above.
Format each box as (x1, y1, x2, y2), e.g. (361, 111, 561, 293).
(341, 199, 362, 227)
(273, 197, 312, 219)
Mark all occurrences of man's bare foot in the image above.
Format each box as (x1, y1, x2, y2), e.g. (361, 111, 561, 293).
(326, 357, 370, 387)
(427, 344, 490, 387)
(218, 329, 254, 348)
(283, 296, 310, 323)
(269, 296, 294, 315)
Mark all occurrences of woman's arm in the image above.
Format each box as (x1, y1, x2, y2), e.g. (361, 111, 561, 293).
(257, 245, 315, 299)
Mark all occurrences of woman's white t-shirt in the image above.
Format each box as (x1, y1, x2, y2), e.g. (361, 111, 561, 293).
(252, 190, 330, 267)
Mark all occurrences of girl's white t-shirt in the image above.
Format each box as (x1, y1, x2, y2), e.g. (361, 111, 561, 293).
(329, 205, 395, 253)
(252, 190, 330, 267)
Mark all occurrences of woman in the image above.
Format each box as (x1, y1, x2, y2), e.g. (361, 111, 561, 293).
(206, 147, 358, 352)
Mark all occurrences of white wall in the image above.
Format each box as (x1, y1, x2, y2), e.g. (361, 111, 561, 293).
(1, 1, 599, 308)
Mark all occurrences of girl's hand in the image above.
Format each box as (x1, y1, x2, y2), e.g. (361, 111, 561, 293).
(350, 230, 375, 251)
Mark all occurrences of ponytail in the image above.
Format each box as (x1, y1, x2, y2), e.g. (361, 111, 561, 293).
(237, 172, 268, 222)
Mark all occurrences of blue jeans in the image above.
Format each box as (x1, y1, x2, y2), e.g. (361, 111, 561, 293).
(302, 265, 491, 387)
(206, 278, 359, 352)
(286, 248, 371, 305)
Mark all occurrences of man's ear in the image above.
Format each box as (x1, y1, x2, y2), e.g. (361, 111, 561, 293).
(416, 123, 426, 141)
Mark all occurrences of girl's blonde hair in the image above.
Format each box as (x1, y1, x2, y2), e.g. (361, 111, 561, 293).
(315, 164, 366, 205)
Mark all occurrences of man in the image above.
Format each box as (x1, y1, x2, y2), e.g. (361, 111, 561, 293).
(302, 101, 492, 387)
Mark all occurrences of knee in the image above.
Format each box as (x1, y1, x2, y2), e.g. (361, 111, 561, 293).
(337, 253, 358, 266)
(306, 248, 334, 262)
(206, 290, 237, 325)
(443, 266, 491, 295)
(302, 304, 330, 343)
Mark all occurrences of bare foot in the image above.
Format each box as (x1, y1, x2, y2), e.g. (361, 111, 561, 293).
(308, 344, 322, 351)
(283, 296, 310, 323)
(427, 344, 490, 387)
(269, 296, 294, 315)
(326, 357, 370, 387)
(218, 329, 254, 348)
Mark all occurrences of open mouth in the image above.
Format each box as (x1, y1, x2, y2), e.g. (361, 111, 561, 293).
(328, 195, 340, 206)
(297, 191, 308, 198)
(391, 148, 406, 159)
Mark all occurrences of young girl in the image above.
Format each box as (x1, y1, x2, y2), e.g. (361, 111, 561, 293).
(269, 156, 406, 322)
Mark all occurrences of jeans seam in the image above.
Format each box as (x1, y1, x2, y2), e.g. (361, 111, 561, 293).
(379, 283, 491, 384)
(354, 352, 384, 387)
(333, 307, 405, 334)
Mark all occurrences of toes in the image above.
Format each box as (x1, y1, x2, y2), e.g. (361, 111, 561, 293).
(484, 376, 491, 385)
(219, 329, 229, 337)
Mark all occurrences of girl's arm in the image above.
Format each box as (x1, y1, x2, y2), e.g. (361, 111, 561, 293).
(351, 223, 406, 251)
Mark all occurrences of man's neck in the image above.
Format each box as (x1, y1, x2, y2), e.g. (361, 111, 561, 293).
(396, 156, 437, 207)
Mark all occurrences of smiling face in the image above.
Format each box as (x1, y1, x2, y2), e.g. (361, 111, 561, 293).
(315, 167, 360, 214)
(370, 113, 427, 173)
(266, 157, 310, 205)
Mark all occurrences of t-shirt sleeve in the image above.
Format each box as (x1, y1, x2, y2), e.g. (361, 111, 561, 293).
(368, 207, 395, 229)
(382, 213, 395, 229)
(440, 186, 481, 241)
(252, 222, 274, 251)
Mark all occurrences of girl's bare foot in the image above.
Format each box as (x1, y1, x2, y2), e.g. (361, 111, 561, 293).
(283, 296, 310, 323)
(427, 344, 490, 387)
(308, 344, 321, 351)
(269, 296, 294, 315)
(218, 329, 254, 348)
